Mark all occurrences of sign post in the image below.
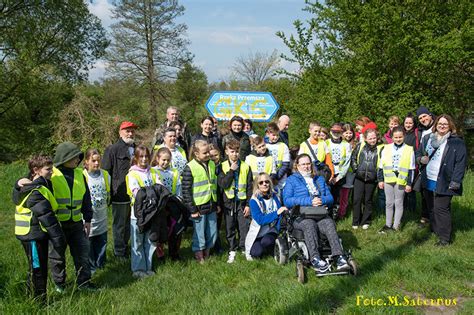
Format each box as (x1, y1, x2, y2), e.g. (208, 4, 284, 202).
(205, 91, 280, 122)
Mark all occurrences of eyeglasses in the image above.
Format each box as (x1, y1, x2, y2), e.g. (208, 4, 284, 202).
(258, 180, 270, 185)
(437, 123, 449, 127)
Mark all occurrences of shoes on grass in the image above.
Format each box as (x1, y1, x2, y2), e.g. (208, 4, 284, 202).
(227, 251, 236, 264)
(378, 225, 393, 234)
(362, 224, 370, 230)
(311, 257, 329, 274)
(336, 255, 350, 271)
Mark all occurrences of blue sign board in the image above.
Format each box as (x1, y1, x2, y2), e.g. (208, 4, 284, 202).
(205, 91, 280, 122)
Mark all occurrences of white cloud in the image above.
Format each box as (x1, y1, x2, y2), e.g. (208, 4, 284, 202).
(88, 0, 114, 29)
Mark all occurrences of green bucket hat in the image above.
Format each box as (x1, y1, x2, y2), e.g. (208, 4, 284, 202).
(53, 142, 84, 167)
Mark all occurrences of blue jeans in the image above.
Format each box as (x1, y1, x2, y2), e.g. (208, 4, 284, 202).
(192, 212, 217, 252)
(130, 218, 156, 272)
(89, 232, 107, 273)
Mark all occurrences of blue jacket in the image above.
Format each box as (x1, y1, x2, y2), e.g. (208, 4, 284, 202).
(249, 192, 282, 230)
(283, 173, 334, 207)
(418, 134, 466, 196)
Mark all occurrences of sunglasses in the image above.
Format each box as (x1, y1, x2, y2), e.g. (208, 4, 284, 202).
(258, 180, 270, 185)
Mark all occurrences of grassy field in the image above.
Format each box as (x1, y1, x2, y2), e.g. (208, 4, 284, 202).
(0, 162, 472, 314)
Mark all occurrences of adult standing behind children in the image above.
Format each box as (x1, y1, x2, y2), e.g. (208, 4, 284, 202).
(153, 128, 188, 175)
(152, 106, 191, 149)
(277, 115, 291, 146)
(102, 121, 137, 259)
(217, 139, 253, 263)
(191, 116, 222, 154)
(222, 116, 251, 160)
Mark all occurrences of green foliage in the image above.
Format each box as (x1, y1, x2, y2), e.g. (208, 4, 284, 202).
(278, 0, 473, 143)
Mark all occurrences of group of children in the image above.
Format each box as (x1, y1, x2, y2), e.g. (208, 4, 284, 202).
(14, 112, 424, 299)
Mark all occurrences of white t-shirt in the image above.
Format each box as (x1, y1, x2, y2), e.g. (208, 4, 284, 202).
(84, 170, 110, 236)
(153, 167, 182, 197)
(127, 168, 161, 220)
(298, 139, 330, 162)
(266, 142, 290, 189)
(426, 139, 447, 181)
(169, 146, 187, 175)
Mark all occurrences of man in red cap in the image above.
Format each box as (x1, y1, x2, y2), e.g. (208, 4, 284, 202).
(102, 121, 138, 259)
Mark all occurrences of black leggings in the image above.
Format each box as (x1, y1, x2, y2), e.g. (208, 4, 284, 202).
(250, 233, 277, 258)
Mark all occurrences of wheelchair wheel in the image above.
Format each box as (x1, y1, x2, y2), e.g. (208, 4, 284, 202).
(274, 237, 289, 265)
(296, 260, 305, 284)
(348, 259, 358, 276)
(297, 241, 310, 260)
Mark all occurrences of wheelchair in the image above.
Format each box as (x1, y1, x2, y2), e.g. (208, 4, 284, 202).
(274, 206, 358, 283)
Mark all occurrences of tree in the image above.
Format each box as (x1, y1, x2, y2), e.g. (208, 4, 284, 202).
(107, 0, 192, 127)
(232, 50, 281, 87)
(277, 0, 473, 142)
(173, 62, 208, 131)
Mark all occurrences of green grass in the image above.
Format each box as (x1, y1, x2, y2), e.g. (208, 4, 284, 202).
(0, 163, 473, 314)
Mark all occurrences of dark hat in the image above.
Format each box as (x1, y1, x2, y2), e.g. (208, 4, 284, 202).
(53, 142, 84, 167)
(416, 106, 432, 117)
(120, 121, 138, 130)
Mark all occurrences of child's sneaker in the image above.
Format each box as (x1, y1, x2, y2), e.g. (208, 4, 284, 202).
(132, 271, 146, 278)
(362, 224, 370, 230)
(352, 225, 358, 230)
(311, 257, 329, 274)
(336, 255, 350, 271)
(227, 251, 236, 264)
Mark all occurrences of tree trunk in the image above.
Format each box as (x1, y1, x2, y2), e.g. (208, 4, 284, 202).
(145, 0, 157, 127)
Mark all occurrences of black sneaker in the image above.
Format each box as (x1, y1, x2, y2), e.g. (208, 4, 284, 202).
(378, 225, 393, 234)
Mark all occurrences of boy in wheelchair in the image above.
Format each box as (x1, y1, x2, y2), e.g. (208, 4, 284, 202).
(282, 154, 352, 274)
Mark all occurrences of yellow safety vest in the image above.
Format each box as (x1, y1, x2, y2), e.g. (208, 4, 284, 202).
(221, 160, 250, 200)
(188, 159, 217, 205)
(15, 186, 58, 236)
(83, 169, 111, 204)
(380, 143, 414, 186)
(245, 154, 273, 178)
(300, 141, 326, 163)
(356, 142, 384, 165)
(156, 167, 179, 194)
(126, 168, 159, 204)
(269, 142, 286, 169)
(51, 167, 86, 222)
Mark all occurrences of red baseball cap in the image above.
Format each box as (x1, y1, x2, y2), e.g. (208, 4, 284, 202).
(120, 121, 138, 130)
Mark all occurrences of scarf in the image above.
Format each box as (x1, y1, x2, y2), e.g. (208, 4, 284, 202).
(430, 132, 450, 149)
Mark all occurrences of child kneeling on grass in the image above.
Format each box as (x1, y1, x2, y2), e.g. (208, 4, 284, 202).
(182, 140, 218, 263)
(83, 148, 111, 273)
(217, 139, 253, 263)
(14, 155, 66, 302)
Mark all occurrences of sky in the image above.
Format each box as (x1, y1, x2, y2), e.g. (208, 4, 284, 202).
(88, 0, 312, 83)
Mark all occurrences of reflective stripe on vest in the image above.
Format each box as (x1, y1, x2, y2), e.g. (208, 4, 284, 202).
(221, 160, 250, 200)
(300, 141, 325, 163)
(51, 167, 86, 222)
(15, 186, 58, 236)
(188, 159, 217, 205)
(356, 142, 384, 164)
(381, 143, 413, 186)
(245, 155, 273, 178)
(156, 168, 179, 194)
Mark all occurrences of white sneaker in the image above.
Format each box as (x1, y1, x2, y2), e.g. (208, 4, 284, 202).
(352, 225, 359, 230)
(227, 251, 236, 264)
(246, 254, 254, 261)
(362, 224, 370, 230)
(132, 271, 146, 278)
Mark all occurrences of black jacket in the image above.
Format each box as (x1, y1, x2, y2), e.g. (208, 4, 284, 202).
(217, 160, 253, 211)
(222, 131, 251, 160)
(102, 138, 135, 202)
(134, 184, 169, 243)
(351, 142, 380, 183)
(181, 161, 217, 215)
(12, 177, 66, 251)
(417, 134, 466, 196)
(191, 132, 222, 154)
(404, 128, 420, 151)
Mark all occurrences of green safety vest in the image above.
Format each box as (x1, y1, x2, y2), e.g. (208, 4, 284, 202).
(156, 167, 179, 194)
(188, 159, 217, 205)
(15, 186, 58, 236)
(245, 155, 273, 178)
(126, 168, 159, 204)
(221, 160, 250, 200)
(83, 169, 111, 204)
(51, 167, 86, 222)
(381, 143, 414, 186)
(300, 141, 326, 163)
